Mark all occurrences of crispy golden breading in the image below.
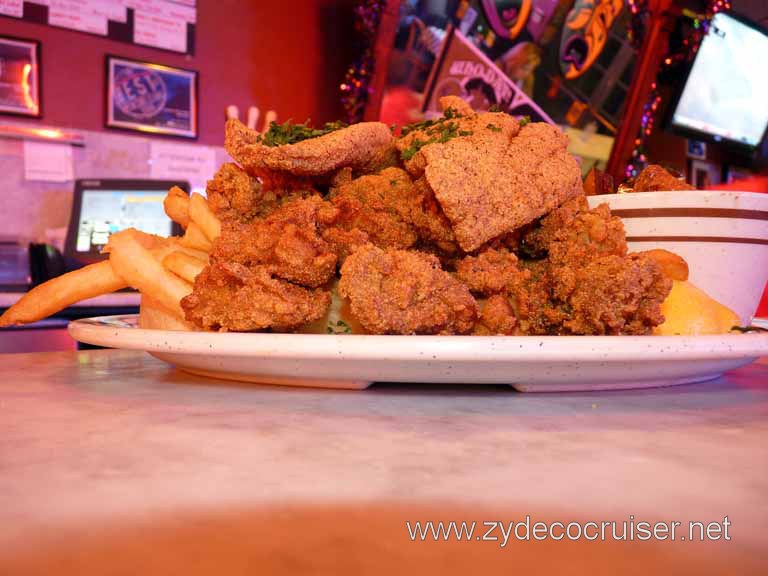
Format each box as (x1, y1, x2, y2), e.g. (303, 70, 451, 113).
(321, 168, 459, 262)
(549, 254, 672, 335)
(206, 163, 266, 222)
(206, 163, 316, 223)
(473, 295, 519, 335)
(181, 262, 331, 332)
(409, 176, 460, 256)
(324, 167, 420, 254)
(408, 115, 582, 251)
(225, 118, 394, 178)
(636, 249, 689, 281)
(437, 95, 475, 116)
(338, 245, 478, 335)
(396, 109, 519, 177)
(213, 196, 338, 288)
(469, 197, 671, 335)
(521, 196, 627, 263)
(454, 248, 524, 296)
(633, 164, 694, 192)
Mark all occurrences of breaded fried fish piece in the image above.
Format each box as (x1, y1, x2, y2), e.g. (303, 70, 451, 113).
(181, 262, 331, 332)
(225, 118, 394, 177)
(324, 167, 420, 257)
(338, 245, 478, 335)
(213, 196, 338, 289)
(520, 195, 627, 263)
(420, 121, 583, 252)
(206, 163, 318, 223)
(454, 248, 525, 296)
(633, 164, 694, 192)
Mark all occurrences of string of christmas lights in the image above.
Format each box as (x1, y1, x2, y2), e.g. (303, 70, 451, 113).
(340, 1, 386, 124)
(625, 0, 732, 178)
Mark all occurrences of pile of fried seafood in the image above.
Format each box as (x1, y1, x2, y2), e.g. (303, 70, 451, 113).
(185, 96, 680, 336)
(4, 96, 717, 336)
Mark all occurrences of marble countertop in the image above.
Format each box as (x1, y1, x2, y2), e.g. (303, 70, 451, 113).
(1, 350, 766, 574)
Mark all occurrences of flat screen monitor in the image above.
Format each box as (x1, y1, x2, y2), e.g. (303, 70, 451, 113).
(669, 12, 768, 148)
(65, 179, 187, 263)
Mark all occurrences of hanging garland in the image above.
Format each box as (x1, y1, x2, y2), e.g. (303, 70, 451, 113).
(340, 1, 386, 124)
(624, 0, 731, 179)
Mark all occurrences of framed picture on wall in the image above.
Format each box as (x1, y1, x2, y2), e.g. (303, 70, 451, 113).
(106, 56, 198, 139)
(0, 36, 41, 117)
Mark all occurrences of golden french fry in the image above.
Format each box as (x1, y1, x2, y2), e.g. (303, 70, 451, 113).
(101, 229, 169, 254)
(170, 244, 210, 262)
(162, 251, 206, 284)
(164, 186, 190, 228)
(0, 261, 126, 326)
(189, 193, 221, 242)
(107, 229, 192, 319)
(639, 249, 689, 281)
(139, 295, 194, 331)
(179, 222, 213, 252)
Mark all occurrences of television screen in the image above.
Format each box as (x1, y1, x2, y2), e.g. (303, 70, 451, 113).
(670, 12, 768, 148)
(74, 189, 172, 253)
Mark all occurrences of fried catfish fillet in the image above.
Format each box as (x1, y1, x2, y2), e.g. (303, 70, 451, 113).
(181, 262, 331, 332)
(225, 118, 395, 178)
(397, 103, 582, 251)
(213, 196, 338, 288)
(338, 245, 478, 335)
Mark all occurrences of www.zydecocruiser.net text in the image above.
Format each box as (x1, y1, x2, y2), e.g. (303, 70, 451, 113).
(406, 516, 731, 546)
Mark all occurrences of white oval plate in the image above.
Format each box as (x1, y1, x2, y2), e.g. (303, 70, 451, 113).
(68, 315, 768, 392)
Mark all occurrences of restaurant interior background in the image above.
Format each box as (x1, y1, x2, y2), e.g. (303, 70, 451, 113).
(0, 0, 767, 351)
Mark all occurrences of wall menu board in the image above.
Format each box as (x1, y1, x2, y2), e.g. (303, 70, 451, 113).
(0, 0, 196, 54)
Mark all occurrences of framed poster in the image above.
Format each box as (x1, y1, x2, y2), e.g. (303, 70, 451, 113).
(106, 56, 197, 139)
(0, 35, 41, 117)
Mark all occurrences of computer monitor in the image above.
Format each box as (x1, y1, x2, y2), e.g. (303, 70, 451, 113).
(65, 179, 187, 263)
(668, 12, 768, 149)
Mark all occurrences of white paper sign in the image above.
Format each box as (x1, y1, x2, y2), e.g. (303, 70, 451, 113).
(24, 140, 74, 182)
(150, 141, 215, 190)
(49, 0, 109, 35)
(134, 8, 187, 52)
(93, 0, 127, 23)
(0, 0, 23, 18)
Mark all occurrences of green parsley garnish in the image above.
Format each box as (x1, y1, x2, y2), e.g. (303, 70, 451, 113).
(257, 120, 348, 147)
(399, 110, 473, 161)
(519, 115, 531, 127)
(486, 123, 502, 132)
(400, 107, 462, 136)
(326, 320, 352, 334)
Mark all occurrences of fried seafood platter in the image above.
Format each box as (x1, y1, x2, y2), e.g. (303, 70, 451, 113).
(0, 97, 741, 337)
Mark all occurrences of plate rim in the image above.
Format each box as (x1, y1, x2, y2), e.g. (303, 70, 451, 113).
(68, 314, 768, 362)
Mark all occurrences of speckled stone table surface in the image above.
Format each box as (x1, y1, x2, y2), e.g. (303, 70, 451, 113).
(1, 350, 767, 574)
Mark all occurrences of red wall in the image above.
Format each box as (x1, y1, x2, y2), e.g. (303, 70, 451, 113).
(0, 0, 355, 146)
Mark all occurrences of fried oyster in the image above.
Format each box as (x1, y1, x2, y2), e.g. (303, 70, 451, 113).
(181, 262, 331, 332)
(338, 245, 478, 335)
